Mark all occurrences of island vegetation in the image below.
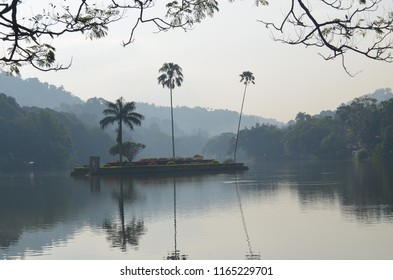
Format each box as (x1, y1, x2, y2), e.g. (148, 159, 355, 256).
(89, 84, 249, 176)
(157, 62, 184, 158)
(99, 97, 144, 163)
(234, 71, 255, 162)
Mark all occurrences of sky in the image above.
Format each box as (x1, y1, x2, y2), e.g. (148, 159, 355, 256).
(21, 1, 393, 123)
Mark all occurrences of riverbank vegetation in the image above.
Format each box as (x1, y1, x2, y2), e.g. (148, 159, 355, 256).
(235, 97, 393, 161)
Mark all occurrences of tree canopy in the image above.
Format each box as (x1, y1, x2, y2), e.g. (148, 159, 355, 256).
(0, 93, 114, 169)
(1, 0, 392, 74)
(234, 96, 393, 161)
(100, 97, 144, 163)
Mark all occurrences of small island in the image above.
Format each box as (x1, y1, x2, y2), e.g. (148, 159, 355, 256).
(71, 76, 251, 178)
(70, 156, 248, 177)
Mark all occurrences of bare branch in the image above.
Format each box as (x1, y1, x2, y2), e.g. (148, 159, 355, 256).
(0, 0, 121, 74)
(2, 0, 391, 76)
(260, 0, 393, 74)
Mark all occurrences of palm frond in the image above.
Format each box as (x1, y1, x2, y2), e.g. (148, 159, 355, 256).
(240, 71, 255, 85)
(99, 116, 117, 129)
(157, 62, 183, 90)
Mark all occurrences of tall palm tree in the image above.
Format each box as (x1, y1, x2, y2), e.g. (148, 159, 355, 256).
(100, 97, 144, 163)
(234, 71, 255, 162)
(158, 62, 183, 158)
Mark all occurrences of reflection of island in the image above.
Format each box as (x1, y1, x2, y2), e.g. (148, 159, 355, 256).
(166, 179, 187, 260)
(234, 174, 260, 260)
(103, 180, 146, 252)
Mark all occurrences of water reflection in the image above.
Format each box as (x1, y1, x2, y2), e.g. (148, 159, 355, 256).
(0, 174, 75, 257)
(103, 180, 146, 252)
(1, 160, 393, 259)
(251, 160, 393, 222)
(165, 178, 188, 260)
(340, 161, 393, 223)
(233, 173, 260, 260)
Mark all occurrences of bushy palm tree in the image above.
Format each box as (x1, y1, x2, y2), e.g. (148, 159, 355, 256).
(234, 71, 255, 162)
(100, 97, 144, 163)
(157, 62, 183, 158)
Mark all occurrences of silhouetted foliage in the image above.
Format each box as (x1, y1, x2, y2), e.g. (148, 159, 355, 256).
(100, 97, 144, 163)
(158, 62, 184, 158)
(231, 96, 393, 161)
(109, 142, 146, 162)
(240, 124, 286, 160)
(234, 71, 255, 162)
(0, 94, 113, 169)
(3, 1, 391, 74)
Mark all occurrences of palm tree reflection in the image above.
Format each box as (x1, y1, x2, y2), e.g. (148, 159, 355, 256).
(166, 178, 188, 260)
(103, 179, 146, 252)
(234, 173, 260, 260)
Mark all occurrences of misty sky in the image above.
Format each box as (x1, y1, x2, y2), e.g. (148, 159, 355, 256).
(22, 1, 393, 122)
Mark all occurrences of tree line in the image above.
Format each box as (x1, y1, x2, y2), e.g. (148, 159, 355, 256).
(0, 93, 113, 170)
(2, 90, 392, 170)
(235, 97, 393, 161)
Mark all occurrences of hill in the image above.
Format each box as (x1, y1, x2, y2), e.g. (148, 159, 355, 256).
(59, 98, 281, 137)
(0, 73, 282, 136)
(363, 88, 393, 102)
(0, 73, 282, 158)
(315, 88, 393, 119)
(0, 94, 114, 169)
(0, 73, 83, 108)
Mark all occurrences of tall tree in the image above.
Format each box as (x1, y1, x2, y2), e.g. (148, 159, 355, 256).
(157, 62, 184, 158)
(100, 97, 144, 163)
(234, 71, 255, 162)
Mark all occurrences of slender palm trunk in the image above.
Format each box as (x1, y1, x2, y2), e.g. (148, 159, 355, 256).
(173, 179, 178, 258)
(119, 182, 125, 248)
(118, 121, 123, 163)
(234, 84, 248, 162)
(170, 88, 176, 158)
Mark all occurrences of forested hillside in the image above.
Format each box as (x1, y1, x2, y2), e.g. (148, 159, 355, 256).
(59, 98, 280, 137)
(0, 73, 83, 108)
(0, 94, 113, 170)
(231, 96, 393, 161)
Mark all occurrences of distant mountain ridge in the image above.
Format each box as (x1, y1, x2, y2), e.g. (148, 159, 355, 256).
(2, 73, 392, 135)
(362, 87, 393, 102)
(316, 88, 393, 119)
(0, 73, 83, 108)
(0, 73, 282, 136)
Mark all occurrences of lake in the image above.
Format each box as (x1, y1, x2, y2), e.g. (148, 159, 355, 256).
(1, 160, 392, 260)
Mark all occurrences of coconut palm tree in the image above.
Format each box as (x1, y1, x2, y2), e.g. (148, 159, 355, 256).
(100, 97, 144, 163)
(234, 71, 255, 162)
(157, 62, 183, 158)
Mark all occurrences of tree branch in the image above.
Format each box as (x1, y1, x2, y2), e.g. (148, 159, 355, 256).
(260, 0, 393, 75)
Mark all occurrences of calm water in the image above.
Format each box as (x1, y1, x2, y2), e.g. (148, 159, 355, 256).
(1, 160, 392, 260)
